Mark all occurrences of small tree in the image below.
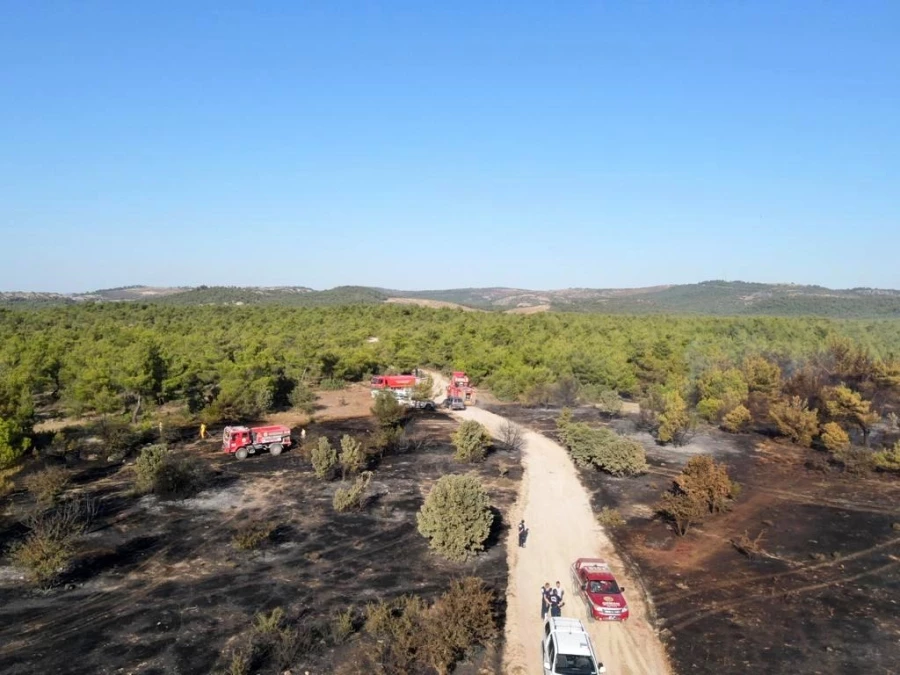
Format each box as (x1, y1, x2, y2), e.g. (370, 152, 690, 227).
(452, 420, 492, 463)
(873, 441, 900, 473)
(372, 391, 404, 429)
(657, 490, 707, 536)
(820, 422, 850, 453)
(411, 376, 435, 403)
(289, 382, 317, 415)
(312, 437, 338, 479)
(657, 455, 738, 536)
(333, 471, 373, 512)
(721, 405, 751, 433)
(339, 434, 366, 479)
(417, 474, 493, 561)
(770, 396, 819, 447)
(133, 444, 170, 494)
(823, 385, 879, 446)
(657, 391, 693, 445)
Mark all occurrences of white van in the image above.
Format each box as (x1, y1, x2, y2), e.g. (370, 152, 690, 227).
(541, 617, 606, 675)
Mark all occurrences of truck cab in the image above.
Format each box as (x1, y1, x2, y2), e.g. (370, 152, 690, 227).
(541, 617, 605, 675)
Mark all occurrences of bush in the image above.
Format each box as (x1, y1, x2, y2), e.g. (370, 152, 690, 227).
(132, 444, 206, 499)
(331, 608, 356, 644)
(597, 506, 625, 528)
(452, 420, 492, 463)
(11, 498, 94, 586)
(333, 471, 373, 512)
(595, 389, 623, 417)
(339, 434, 366, 479)
(319, 378, 346, 391)
(371, 391, 404, 429)
(0, 465, 22, 498)
(832, 446, 875, 476)
(657, 391, 694, 445)
(721, 405, 751, 433)
(23, 466, 70, 506)
(133, 444, 170, 494)
(232, 521, 276, 551)
(311, 437, 337, 479)
(557, 421, 647, 476)
(820, 422, 851, 453)
(873, 441, 900, 473)
(499, 419, 525, 453)
(770, 396, 819, 447)
(289, 383, 318, 414)
(417, 473, 493, 561)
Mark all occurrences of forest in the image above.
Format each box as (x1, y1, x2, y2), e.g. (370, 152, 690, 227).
(2, 303, 900, 470)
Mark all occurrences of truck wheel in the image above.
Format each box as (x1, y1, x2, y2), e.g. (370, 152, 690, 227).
(269, 443, 283, 456)
(235, 447, 249, 460)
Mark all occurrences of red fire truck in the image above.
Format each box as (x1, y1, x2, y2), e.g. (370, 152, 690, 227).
(370, 374, 419, 400)
(447, 371, 476, 405)
(222, 425, 292, 460)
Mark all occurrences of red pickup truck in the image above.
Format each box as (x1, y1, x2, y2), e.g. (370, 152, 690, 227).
(571, 558, 630, 621)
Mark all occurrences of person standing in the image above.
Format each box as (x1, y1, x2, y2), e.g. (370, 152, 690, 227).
(200, 423, 207, 440)
(518, 519, 528, 548)
(554, 580, 565, 604)
(540, 582, 551, 619)
(548, 584, 564, 617)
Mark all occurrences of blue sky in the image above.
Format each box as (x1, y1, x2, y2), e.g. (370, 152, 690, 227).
(2, 1, 898, 292)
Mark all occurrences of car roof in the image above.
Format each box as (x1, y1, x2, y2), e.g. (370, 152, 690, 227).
(548, 618, 594, 657)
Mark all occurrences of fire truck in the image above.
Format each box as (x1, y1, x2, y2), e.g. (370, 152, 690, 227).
(222, 425, 292, 460)
(447, 371, 476, 405)
(370, 374, 419, 401)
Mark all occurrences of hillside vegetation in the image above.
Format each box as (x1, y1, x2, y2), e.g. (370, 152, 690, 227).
(4, 281, 900, 318)
(2, 303, 900, 470)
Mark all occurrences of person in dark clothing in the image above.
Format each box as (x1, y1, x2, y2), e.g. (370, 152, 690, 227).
(548, 585, 564, 617)
(540, 582, 551, 619)
(518, 520, 528, 548)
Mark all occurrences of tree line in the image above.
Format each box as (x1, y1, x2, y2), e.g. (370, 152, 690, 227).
(2, 303, 900, 469)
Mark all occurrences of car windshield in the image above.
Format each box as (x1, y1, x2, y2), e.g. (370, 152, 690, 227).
(589, 580, 620, 594)
(555, 654, 597, 675)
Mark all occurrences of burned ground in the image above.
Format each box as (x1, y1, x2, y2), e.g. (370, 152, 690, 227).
(0, 408, 521, 674)
(487, 403, 900, 675)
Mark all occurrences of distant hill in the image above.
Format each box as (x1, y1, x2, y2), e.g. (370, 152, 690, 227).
(3, 281, 900, 319)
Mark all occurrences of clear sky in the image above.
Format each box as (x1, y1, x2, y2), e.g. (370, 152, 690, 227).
(2, 1, 898, 293)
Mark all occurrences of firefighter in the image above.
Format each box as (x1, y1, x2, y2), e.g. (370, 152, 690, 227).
(200, 423, 207, 440)
(518, 519, 528, 548)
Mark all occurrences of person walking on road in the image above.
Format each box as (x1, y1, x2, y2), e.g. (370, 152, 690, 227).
(518, 519, 528, 548)
(554, 580, 565, 603)
(540, 582, 551, 619)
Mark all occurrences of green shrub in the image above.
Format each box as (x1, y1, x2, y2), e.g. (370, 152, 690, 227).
(371, 391, 404, 429)
(770, 396, 819, 447)
(319, 378, 346, 391)
(333, 471, 373, 512)
(832, 446, 875, 475)
(597, 506, 625, 528)
(232, 521, 276, 551)
(133, 444, 170, 494)
(23, 466, 70, 506)
(452, 420, 492, 463)
(722, 404, 751, 433)
(11, 499, 92, 586)
(873, 441, 900, 473)
(820, 422, 851, 453)
(289, 383, 318, 414)
(558, 422, 647, 476)
(417, 473, 493, 561)
(339, 434, 366, 479)
(311, 437, 337, 479)
(331, 608, 356, 644)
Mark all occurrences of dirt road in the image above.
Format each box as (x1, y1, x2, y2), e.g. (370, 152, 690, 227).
(429, 374, 671, 674)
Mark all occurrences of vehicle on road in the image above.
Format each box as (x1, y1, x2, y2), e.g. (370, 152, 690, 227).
(222, 425, 292, 460)
(443, 396, 466, 411)
(409, 399, 436, 411)
(571, 558, 629, 621)
(370, 374, 420, 400)
(541, 616, 605, 675)
(446, 371, 476, 405)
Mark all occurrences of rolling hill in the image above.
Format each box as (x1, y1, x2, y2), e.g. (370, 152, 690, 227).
(3, 281, 900, 319)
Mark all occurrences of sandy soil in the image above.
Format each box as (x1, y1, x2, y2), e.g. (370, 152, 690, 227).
(428, 373, 671, 674)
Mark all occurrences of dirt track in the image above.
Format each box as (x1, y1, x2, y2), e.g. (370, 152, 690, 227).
(429, 374, 671, 674)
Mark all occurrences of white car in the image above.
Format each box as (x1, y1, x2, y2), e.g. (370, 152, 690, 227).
(541, 617, 605, 675)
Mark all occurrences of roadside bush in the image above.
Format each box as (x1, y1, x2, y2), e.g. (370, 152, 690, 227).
(417, 473, 493, 561)
(770, 396, 819, 447)
(657, 455, 738, 536)
(232, 521, 276, 551)
(721, 404, 751, 433)
(311, 437, 337, 479)
(333, 471, 373, 512)
(597, 506, 625, 528)
(557, 421, 647, 476)
(452, 420, 492, 463)
(873, 441, 900, 473)
(23, 466, 70, 506)
(339, 434, 366, 479)
(371, 391, 404, 429)
(820, 422, 851, 453)
(499, 419, 525, 453)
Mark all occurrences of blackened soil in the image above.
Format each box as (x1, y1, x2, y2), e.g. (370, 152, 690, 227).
(0, 412, 521, 674)
(489, 403, 900, 675)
